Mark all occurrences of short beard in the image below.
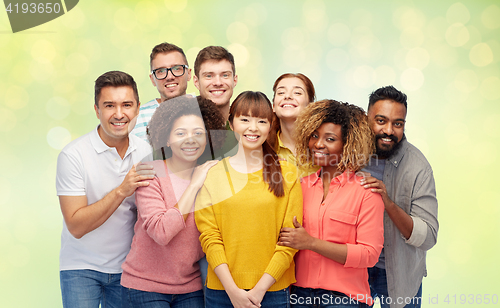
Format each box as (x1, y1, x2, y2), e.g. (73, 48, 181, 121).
(375, 134, 402, 159)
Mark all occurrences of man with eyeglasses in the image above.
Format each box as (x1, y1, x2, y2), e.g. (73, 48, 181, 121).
(131, 42, 192, 141)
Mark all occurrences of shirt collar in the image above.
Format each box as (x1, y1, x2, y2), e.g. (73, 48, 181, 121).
(90, 125, 109, 154)
(90, 125, 136, 157)
(310, 168, 355, 187)
(277, 132, 286, 150)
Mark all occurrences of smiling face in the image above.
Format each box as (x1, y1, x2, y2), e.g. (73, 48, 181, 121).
(150, 51, 191, 101)
(273, 77, 310, 121)
(168, 114, 207, 165)
(367, 99, 407, 158)
(308, 122, 344, 169)
(94, 86, 140, 147)
(230, 115, 271, 151)
(193, 59, 238, 108)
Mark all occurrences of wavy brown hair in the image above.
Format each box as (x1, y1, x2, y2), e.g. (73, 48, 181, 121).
(147, 95, 225, 162)
(229, 91, 285, 197)
(295, 99, 374, 173)
(268, 73, 316, 151)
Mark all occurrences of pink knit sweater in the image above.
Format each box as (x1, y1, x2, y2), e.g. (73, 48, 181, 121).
(121, 160, 204, 294)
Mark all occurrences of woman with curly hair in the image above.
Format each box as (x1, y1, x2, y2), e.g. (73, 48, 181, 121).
(195, 91, 303, 308)
(269, 73, 319, 177)
(120, 95, 225, 308)
(278, 100, 384, 307)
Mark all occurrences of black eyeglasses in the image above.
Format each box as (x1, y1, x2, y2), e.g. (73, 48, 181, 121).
(151, 65, 188, 79)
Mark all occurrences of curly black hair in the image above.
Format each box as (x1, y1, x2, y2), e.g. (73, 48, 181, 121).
(295, 99, 374, 172)
(147, 95, 226, 162)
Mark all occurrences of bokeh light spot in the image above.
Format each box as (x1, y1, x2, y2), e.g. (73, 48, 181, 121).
(454, 70, 478, 93)
(393, 7, 426, 30)
(228, 44, 249, 68)
(445, 23, 469, 47)
(227, 22, 249, 44)
(480, 76, 500, 100)
(114, 8, 137, 32)
(327, 23, 351, 47)
(303, 0, 328, 33)
(469, 43, 493, 67)
(47, 127, 72, 150)
(282, 27, 307, 50)
(431, 44, 458, 68)
(46, 97, 71, 120)
(400, 68, 424, 91)
(65, 53, 90, 77)
(4, 85, 29, 110)
(405, 47, 430, 70)
(0, 108, 17, 132)
(164, 0, 187, 13)
(481, 4, 500, 29)
(32, 40, 56, 64)
(326, 48, 350, 72)
(374, 65, 396, 87)
(400, 27, 425, 48)
(352, 66, 375, 89)
(446, 2, 470, 25)
(446, 121, 469, 148)
(30, 61, 54, 82)
(158, 26, 183, 48)
(60, 7, 85, 29)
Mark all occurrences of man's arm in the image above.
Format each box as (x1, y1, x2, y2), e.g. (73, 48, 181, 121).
(60, 165, 153, 239)
(361, 171, 438, 250)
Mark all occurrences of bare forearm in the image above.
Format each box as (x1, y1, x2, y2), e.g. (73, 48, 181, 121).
(175, 184, 200, 221)
(309, 237, 348, 265)
(385, 200, 413, 240)
(62, 188, 127, 238)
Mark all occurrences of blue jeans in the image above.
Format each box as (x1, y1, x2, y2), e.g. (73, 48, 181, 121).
(291, 286, 369, 308)
(206, 287, 290, 308)
(60, 269, 123, 308)
(121, 288, 203, 308)
(368, 267, 422, 308)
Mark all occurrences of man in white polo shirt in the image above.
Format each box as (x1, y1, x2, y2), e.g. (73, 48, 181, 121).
(56, 71, 153, 308)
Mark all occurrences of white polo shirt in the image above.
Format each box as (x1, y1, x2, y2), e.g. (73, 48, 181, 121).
(56, 126, 152, 273)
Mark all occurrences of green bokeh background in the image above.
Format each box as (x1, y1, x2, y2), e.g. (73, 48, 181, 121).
(1, 0, 499, 307)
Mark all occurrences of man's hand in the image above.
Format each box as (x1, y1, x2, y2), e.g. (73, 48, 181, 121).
(116, 164, 155, 198)
(278, 216, 312, 250)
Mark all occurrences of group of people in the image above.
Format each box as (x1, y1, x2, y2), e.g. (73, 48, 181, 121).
(56, 42, 439, 308)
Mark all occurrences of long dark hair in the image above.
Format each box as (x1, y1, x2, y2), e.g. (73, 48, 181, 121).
(229, 91, 285, 197)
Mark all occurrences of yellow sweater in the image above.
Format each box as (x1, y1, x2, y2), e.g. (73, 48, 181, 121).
(195, 158, 303, 291)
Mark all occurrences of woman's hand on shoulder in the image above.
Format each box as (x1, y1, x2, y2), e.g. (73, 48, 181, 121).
(278, 216, 313, 250)
(189, 160, 219, 190)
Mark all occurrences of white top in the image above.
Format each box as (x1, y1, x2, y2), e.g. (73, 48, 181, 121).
(56, 126, 152, 273)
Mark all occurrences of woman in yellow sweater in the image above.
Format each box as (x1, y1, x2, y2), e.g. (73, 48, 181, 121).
(195, 91, 303, 308)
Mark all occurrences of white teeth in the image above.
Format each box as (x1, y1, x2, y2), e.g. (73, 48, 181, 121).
(112, 122, 126, 126)
(314, 151, 329, 156)
(245, 135, 258, 140)
(166, 84, 177, 88)
(382, 138, 392, 142)
(211, 90, 224, 95)
(182, 148, 197, 152)
(282, 104, 295, 108)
